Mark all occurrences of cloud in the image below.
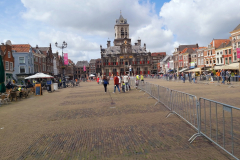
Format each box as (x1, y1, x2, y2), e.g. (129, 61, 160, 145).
(38, 30, 100, 62)
(20, 0, 177, 56)
(131, 17, 174, 54)
(21, 0, 154, 38)
(159, 0, 240, 46)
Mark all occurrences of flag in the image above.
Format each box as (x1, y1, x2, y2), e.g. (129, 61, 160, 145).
(64, 53, 68, 65)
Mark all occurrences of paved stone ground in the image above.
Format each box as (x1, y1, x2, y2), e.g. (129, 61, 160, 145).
(0, 81, 234, 160)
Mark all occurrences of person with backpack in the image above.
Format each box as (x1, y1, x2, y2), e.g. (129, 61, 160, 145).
(102, 76, 109, 93)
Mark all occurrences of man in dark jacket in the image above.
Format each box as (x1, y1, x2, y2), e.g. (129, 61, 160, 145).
(221, 69, 226, 84)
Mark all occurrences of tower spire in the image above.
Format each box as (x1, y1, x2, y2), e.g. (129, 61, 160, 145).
(120, 10, 121, 15)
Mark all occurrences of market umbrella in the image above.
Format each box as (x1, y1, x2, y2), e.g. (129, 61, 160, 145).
(89, 74, 95, 77)
(25, 73, 54, 79)
(0, 55, 6, 93)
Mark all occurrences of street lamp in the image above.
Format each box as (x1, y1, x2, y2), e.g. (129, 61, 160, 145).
(55, 41, 67, 88)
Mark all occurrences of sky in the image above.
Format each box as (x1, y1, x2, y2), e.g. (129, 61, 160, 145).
(1, 0, 240, 63)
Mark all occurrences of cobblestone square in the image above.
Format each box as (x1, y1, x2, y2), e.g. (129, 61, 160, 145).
(0, 81, 234, 160)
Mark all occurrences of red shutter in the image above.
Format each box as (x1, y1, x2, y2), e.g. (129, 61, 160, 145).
(116, 62, 118, 65)
(140, 61, 142, 64)
(108, 62, 110, 66)
(140, 71, 142, 74)
(109, 72, 111, 76)
(132, 61, 134, 65)
(143, 61, 144, 64)
(117, 72, 118, 75)
(135, 61, 137, 65)
(148, 71, 150, 74)
(111, 62, 113, 65)
(103, 62, 105, 66)
(147, 61, 149, 64)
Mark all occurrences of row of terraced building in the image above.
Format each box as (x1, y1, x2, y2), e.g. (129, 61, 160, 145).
(170, 24, 240, 74)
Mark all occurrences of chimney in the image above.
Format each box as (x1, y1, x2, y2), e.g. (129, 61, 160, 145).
(100, 45, 102, 50)
(213, 39, 215, 47)
(107, 39, 111, 48)
(36, 45, 38, 49)
(144, 43, 146, 48)
(135, 42, 138, 46)
(138, 38, 141, 46)
(196, 43, 198, 48)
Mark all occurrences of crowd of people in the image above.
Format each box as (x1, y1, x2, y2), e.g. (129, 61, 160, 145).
(162, 69, 238, 85)
(98, 73, 145, 93)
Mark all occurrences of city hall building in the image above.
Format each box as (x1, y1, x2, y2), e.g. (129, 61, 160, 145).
(100, 14, 151, 76)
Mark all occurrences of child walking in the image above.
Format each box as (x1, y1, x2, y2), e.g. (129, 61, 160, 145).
(122, 81, 125, 93)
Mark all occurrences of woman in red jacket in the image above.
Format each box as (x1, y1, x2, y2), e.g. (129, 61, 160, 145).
(113, 74, 120, 93)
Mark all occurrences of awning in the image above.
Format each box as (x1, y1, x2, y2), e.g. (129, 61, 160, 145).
(179, 68, 188, 72)
(214, 65, 224, 70)
(214, 63, 239, 70)
(222, 63, 239, 70)
(186, 68, 202, 72)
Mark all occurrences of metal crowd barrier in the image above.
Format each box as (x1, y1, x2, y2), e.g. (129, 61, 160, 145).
(130, 78, 240, 160)
(190, 98, 240, 160)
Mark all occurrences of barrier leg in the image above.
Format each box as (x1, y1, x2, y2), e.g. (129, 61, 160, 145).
(188, 133, 202, 143)
(166, 111, 174, 118)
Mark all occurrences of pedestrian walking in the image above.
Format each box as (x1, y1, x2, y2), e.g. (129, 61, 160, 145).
(136, 74, 140, 89)
(128, 74, 131, 90)
(118, 74, 121, 91)
(97, 77, 100, 84)
(182, 72, 185, 83)
(123, 73, 129, 91)
(140, 74, 144, 84)
(216, 70, 220, 83)
(102, 76, 109, 93)
(210, 71, 214, 82)
(226, 70, 231, 85)
(122, 81, 125, 92)
(113, 74, 120, 93)
(221, 69, 226, 84)
(192, 72, 196, 83)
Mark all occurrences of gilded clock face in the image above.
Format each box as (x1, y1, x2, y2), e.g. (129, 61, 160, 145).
(124, 40, 127, 44)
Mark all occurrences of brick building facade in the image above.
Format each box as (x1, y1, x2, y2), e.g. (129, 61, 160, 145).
(101, 13, 151, 76)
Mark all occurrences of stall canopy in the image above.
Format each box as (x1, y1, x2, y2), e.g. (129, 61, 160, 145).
(214, 63, 239, 70)
(25, 73, 54, 79)
(179, 68, 188, 72)
(214, 65, 223, 70)
(186, 68, 202, 72)
(222, 63, 239, 70)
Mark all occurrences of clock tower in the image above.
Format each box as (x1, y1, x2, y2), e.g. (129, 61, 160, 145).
(113, 12, 131, 46)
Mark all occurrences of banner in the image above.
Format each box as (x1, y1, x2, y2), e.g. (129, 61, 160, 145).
(64, 53, 68, 65)
(83, 65, 86, 71)
(237, 48, 240, 59)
